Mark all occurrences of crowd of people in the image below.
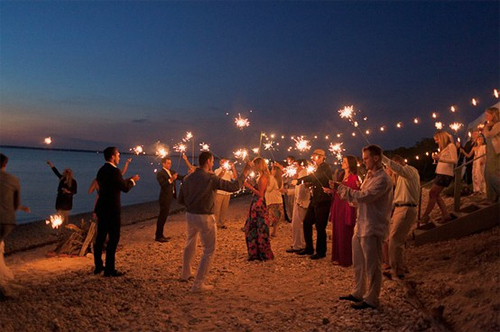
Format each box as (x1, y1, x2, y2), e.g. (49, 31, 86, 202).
(1, 107, 498, 306)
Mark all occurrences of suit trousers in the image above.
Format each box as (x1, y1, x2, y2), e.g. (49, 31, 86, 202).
(352, 235, 383, 307)
(303, 201, 330, 256)
(156, 198, 173, 238)
(94, 215, 121, 273)
(214, 194, 230, 226)
(389, 206, 417, 276)
(291, 203, 306, 250)
(182, 213, 217, 288)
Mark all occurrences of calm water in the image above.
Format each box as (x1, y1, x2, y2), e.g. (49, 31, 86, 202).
(1, 147, 191, 224)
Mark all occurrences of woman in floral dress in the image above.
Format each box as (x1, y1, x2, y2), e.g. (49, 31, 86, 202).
(243, 157, 274, 261)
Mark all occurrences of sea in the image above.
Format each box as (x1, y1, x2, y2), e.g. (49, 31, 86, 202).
(1, 146, 192, 225)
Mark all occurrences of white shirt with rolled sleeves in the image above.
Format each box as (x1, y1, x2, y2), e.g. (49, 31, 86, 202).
(337, 167, 393, 239)
(436, 143, 458, 177)
(382, 156, 420, 206)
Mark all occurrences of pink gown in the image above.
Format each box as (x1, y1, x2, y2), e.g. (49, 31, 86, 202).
(330, 173, 359, 266)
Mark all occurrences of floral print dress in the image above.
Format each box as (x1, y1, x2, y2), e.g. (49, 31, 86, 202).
(244, 190, 274, 261)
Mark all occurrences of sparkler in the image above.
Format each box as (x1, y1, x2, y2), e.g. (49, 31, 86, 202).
(44, 137, 52, 145)
(183, 132, 193, 142)
(222, 160, 232, 171)
(252, 147, 260, 154)
(494, 89, 499, 98)
(472, 98, 477, 106)
(131, 145, 144, 155)
(306, 164, 317, 175)
(449, 122, 463, 133)
(450, 106, 456, 113)
(329, 142, 345, 162)
(199, 142, 210, 152)
(293, 137, 311, 152)
(263, 141, 275, 150)
(173, 143, 187, 153)
(283, 165, 298, 178)
(413, 118, 419, 124)
(155, 144, 168, 158)
(233, 148, 249, 161)
(234, 113, 250, 130)
(432, 112, 438, 119)
(435, 122, 444, 130)
(396, 122, 402, 128)
(46, 214, 63, 229)
(337, 105, 371, 144)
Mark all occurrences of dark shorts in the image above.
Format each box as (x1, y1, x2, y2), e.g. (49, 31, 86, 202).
(435, 174, 454, 187)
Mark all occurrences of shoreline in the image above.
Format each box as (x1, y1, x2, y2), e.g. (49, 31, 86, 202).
(5, 192, 250, 256)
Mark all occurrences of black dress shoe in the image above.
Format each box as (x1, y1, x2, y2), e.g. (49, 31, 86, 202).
(286, 248, 302, 253)
(339, 294, 362, 302)
(310, 254, 326, 260)
(104, 270, 126, 277)
(93, 266, 104, 275)
(351, 301, 376, 310)
(296, 249, 314, 255)
(155, 236, 170, 243)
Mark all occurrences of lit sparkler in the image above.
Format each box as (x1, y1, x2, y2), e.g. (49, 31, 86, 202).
(199, 142, 210, 151)
(329, 142, 345, 161)
(435, 122, 444, 130)
(494, 89, 499, 98)
(472, 98, 477, 106)
(338, 105, 355, 121)
(252, 147, 260, 154)
(44, 137, 52, 145)
(234, 113, 250, 130)
(222, 160, 232, 171)
(263, 141, 275, 150)
(131, 145, 144, 155)
(413, 118, 419, 124)
(450, 106, 456, 113)
(233, 148, 248, 161)
(293, 137, 311, 152)
(283, 165, 298, 178)
(184, 132, 193, 142)
(173, 143, 187, 153)
(449, 122, 463, 133)
(46, 214, 63, 229)
(306, 164, 317, 175)
(432, 112, 438, 119)
(396, 122, 402, 128)
(380, 126, 385, 132)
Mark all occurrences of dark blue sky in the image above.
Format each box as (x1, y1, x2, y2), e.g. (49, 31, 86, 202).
(1, 1, 498, 159)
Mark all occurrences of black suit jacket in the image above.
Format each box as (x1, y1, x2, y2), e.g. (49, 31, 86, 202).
(157, 168, 184, 204)
(95, 163, 135, 218)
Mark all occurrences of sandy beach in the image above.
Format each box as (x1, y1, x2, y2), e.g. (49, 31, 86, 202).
(1, 193, 499, 332)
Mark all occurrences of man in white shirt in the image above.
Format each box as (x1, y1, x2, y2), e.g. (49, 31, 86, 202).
(213, 159, 237, 229)
(336, 145, 393, 309)
(382, 154, 420, 279)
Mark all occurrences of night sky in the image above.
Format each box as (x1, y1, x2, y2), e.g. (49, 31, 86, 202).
(1, 1, 499, 159)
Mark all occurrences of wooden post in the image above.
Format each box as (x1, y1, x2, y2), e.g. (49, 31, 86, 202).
(453, 167, 461, 213)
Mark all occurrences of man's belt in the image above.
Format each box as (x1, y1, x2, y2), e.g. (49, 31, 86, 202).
(395, 203, 417, 207)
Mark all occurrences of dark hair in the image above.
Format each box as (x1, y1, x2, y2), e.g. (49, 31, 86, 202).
(103, 147, 118, 161)
(392, 154, 405, 164)
(161, 156, 171, 164)
(199, 151, 213, 166)
(0, 153, 8, 168)
(345, 155, 358, 175)
(362, 145, 383, 157)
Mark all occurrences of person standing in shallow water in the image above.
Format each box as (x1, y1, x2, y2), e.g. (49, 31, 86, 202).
(243, 157, 275, 261)
(47, 160, 77, 228)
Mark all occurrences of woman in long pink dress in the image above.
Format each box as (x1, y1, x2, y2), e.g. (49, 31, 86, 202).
(327, 156, 360, 267)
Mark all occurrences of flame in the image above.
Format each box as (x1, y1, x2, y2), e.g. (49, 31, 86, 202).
(413, 118, 419, 124)
(338, 105, 355, 120)
(234, 113, 250, 129)
(472, 98, 477, 106)
(351, 132, 356, 136)
(306, 165, 316, 175)
(131, 145, 144, 155)
(396, 122, 402, 128)
(293, 137, 311, 152)
(336, 133, 342, 138)
(44, 137, 52, 145)
(263, 141, 274, 150)
(435, 122, 444, 130)
(233, 148, 248, 160)
(450, 106, 456, 113)
(329, 142, 345, 161)
(184, 132, 193, 142)
(283, 165, 298, 178)
(173, 143, 187, 153)
(365, 129, 370, 135)
(494, 89, 499, 98)
(449, 122, 463, 132)
(46, 214, 64, 229)
(432, 112, 438, 119)
(380, 126, 385, 132)
(199, 142, 210, 151)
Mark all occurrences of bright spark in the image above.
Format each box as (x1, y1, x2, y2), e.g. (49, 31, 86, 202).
(46, 214, 63, 229)
(234, 113, 250, 129)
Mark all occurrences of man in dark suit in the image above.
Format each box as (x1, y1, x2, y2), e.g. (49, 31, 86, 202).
(296, 149, 333, 260)
(155, 156, 184, 242)
(94, 147, 139, 277)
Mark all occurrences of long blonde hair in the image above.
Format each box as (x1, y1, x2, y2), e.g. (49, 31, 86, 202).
(253, 157, 270, 179)
(433, 130, 453, 151)
(62, 169, 74, 188)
